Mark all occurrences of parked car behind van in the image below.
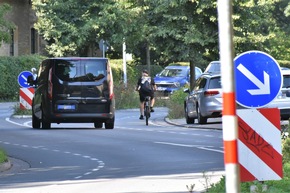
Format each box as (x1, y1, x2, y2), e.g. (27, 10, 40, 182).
(264, 67, 290, 120)
(154, 65, 202, 96)
(28, 57, 115, 129)
(204, 61, 221, 74)
(184, 73, 222, 124)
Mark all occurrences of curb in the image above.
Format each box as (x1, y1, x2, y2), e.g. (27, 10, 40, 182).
(12, 115, 32, 119)
(0, 159, 12, 172)
(165, 117, 288, 130)
(164, 117, 223, 130)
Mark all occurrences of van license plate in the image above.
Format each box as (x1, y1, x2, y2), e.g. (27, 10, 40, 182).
(57, 105, 76, 110)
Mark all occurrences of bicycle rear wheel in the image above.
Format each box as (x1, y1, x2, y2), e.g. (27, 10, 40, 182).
(145, 105, 149, 126)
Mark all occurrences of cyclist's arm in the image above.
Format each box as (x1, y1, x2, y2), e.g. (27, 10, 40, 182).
(151, 77, 157, 91)
(136, 77, 141, 91)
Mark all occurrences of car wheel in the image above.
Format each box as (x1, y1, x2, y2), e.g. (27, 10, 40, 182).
(105, 118, 114, 129)
(184, 104, 195, 124)
(94, 122, 103, 128)
(42, 119, 51, 129)
(32, 110, 40, 129)
(197, 105, 207, 124)
(41, 107, 51, 129)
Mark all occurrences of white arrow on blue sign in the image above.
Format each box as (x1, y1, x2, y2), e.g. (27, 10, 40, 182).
(234, 50, 282, 108)
(18, 71, 33, 88)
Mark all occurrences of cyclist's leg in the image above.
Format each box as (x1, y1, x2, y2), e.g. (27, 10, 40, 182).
(150, 92, 155, 112)
(139, 94, 145, 119)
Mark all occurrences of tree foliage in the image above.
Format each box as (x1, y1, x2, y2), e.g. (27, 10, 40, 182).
(32, 0, 290, 63)
(32, 0, 129, 57)
(0, 3, 15, 47)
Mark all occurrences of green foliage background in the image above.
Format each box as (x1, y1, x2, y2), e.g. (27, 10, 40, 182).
(0, 55, 45, 100)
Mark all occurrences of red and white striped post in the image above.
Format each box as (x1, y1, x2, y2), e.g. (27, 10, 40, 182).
(218, 0, 240, 192)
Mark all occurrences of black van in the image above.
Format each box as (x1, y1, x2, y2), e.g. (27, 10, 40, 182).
(28, 57, 115, 129)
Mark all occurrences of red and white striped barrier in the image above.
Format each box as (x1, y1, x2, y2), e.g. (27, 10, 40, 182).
(19, 88, 34, 110)
(237, 108, 283, 182)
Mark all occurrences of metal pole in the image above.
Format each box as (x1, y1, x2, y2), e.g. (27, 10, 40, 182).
(122, 41, 127, 88)
(102, 40, 105, 58)
(217, 0, 240, 192)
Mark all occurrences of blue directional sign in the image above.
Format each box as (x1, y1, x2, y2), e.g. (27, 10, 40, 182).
(18, 71, 33, 88)
(234, 51, 282, 108)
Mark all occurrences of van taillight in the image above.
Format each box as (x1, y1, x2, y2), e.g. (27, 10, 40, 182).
(109, 65, 114, 100)
(204, 90, 219, 96)
(48, 68, 53, 99)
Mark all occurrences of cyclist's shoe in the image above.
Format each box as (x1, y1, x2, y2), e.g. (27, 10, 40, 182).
(150, 107, 154, 112)
(139, 115, 144, 120)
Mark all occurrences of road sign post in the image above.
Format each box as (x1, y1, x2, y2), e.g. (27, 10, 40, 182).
(234, 51, 283, 184)
(18, 71, 33, 88)
(237, 108, 283, 182)
(218, 0, 240, 192)
(18, 71, 34, 110)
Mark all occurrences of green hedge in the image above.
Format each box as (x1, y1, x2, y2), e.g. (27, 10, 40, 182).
(110, 59, 163, 84)
(0, 55, 45, 100)
(278, 60, 290, 68)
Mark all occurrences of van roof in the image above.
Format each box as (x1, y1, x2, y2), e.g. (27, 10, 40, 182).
(51, 57, 108, 61)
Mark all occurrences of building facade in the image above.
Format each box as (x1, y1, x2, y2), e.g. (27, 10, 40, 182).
(0, 0, 46, 56)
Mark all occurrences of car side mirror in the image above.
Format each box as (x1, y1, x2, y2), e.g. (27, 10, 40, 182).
(184, 88, 190, 93)
(27, 75, 36, 86)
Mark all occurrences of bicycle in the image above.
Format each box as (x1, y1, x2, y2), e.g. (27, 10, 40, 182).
(144, 96, 151, 126)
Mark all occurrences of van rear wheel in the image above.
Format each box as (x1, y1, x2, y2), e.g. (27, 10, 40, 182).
(42, 119, 51, 129)
(41, 109, 51, 129)
(94, 122, 103, 128)
(105, 122, 114, 129)
(32, 112, 40, 129)
(105, 118, 114, 129)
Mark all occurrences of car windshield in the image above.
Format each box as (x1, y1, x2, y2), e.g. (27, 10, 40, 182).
(159, 68, 187, 77)
(204, 61, 221, 73)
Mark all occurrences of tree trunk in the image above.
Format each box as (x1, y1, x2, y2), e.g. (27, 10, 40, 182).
(146, 43, 151, 74)
(189, 60, 196, 91)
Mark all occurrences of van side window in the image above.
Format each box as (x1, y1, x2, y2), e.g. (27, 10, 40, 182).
(37, 60, 49, 85)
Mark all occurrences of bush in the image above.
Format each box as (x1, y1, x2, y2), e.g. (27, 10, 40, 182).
(167, 89, 187, 119)
(0, 148, 7, 163)
(114, 82, 140, 109)
(110, 59, 163, 85)
(0, 55, 45, 100)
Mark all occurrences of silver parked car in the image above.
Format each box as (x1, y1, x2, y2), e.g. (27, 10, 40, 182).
(184, 73, 222, 124)
(264, 68, 290, 120)
(204, 61, 221, 74)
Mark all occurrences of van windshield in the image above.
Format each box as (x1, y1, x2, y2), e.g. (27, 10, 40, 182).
(55, 59, 106, 81)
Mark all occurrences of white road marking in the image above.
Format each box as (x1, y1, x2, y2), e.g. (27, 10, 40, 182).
(155, 141, 223, 153)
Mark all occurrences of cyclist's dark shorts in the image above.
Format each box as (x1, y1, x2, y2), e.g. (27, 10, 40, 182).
(139, 92, 154, 102)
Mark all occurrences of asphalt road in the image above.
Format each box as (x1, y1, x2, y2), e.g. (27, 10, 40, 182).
(0, 103, 225, 193)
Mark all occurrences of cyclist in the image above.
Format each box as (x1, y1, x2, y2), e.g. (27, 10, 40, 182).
(136, 69, 156, 120)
